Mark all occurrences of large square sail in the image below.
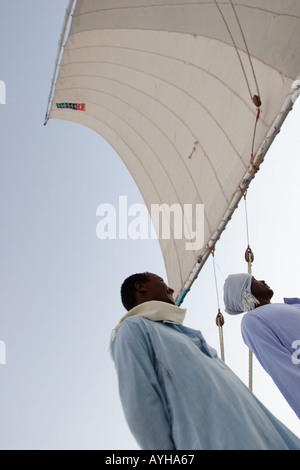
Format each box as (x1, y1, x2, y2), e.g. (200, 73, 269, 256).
(45, 0, 300, 302)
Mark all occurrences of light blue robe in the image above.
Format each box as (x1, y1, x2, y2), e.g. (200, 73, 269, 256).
(241, 299, 300, 419)
(112, 315, 300, 449)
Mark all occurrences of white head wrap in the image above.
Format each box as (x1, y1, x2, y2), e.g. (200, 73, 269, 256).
(223, 273, 259, 315)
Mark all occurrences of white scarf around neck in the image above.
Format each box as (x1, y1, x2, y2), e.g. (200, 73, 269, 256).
(110, 300, 186, 348)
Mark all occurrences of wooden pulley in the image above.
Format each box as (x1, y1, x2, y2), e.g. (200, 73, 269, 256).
(216, 309, 225, 327)
(245, 245, 254, 263)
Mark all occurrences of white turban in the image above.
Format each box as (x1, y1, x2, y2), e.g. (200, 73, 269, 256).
(223, 273, 259, 315)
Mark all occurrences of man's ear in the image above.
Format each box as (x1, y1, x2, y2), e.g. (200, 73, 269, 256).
(135, 281, 147, 293)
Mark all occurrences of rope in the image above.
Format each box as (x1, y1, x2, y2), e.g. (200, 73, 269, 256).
(215, 0, 261, 388)
(214, 0, 261, 107)
(207, 245, 225, 362)
(239, 189, 254, 391)
(229, 0, 260, 99)
(216, 308, 225, 362)
(246, 242, 253, 392)
(250, 108, 261, 172)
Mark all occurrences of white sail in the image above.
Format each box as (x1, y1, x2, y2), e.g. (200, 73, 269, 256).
(45, 0, 300, 302)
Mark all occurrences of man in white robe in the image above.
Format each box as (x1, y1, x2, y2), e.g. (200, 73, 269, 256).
(111, 272, 300, 449)
(224, 273, 300, 419)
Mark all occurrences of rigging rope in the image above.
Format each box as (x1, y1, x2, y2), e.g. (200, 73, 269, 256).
(214, 0, 261, 106)
(207, 245, 225, 362)
(229, 0, 260, 99)
(240, 190, 254, 391)
(246, 247, 254, 392)
(213, 0, 263, 389)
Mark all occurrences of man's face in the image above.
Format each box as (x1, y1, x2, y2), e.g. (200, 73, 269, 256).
(141, 273, 175, 305)
(251, 277, 273, 304)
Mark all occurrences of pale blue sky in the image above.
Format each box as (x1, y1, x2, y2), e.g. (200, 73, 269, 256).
(0, 0, 300, 450)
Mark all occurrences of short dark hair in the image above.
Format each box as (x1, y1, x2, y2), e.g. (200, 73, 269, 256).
(121, 272, 151, 311)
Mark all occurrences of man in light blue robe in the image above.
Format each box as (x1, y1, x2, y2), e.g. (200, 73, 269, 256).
(224, 273, 300, 420)
(111, 272, 300, 450)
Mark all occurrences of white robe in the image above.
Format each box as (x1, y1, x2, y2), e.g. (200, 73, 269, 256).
(112, 301, 300, 449)
(242, 299, 300, 419)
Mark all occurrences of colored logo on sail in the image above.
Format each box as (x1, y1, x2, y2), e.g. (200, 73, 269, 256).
(56, 102, 86, 111)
